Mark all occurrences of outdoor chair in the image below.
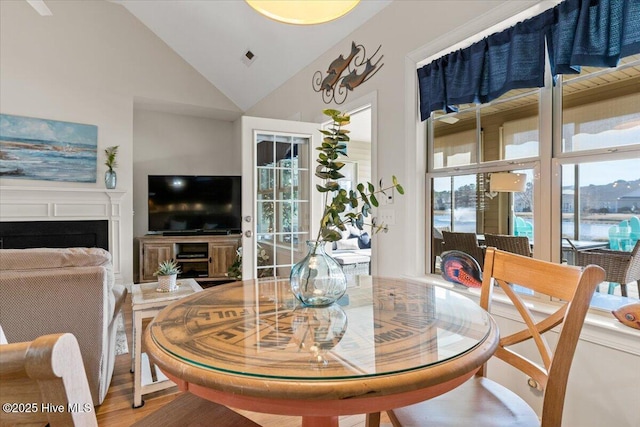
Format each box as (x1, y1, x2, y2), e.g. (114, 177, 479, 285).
(574, 240, 640, 297)
(630, 216, 640, 246)
(484, 233, 532, 257)
(514, 216, 533, 239)
(0, 332, 261, 427)
(432, 227, 448, 271)
(367, 248, 604, 427)
(441, 231, 485, 269)
(608, 220, 632, 251)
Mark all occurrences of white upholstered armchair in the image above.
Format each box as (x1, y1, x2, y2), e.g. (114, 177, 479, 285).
(0, 247, 127, 405)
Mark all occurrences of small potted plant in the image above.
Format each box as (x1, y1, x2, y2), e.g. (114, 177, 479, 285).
(227, 247, 243, 280)
(154, 259, 181, 292)
(104, 145, 119, 189)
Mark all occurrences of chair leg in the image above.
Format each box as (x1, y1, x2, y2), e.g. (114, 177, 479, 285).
(620, 283, 628, 297)
(607, 282, 617, 295)
(365, 412, 381, 427)
(386, 410, 403, 427)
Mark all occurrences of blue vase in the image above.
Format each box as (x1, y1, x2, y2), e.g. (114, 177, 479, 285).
(290, 241, 347, 307)
(105, 170, 117, 189)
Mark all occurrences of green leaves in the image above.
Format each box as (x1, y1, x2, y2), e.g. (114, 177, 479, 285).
(393, 175, 405, 195)
(104, 145, 119, 171)
(314, 110, 405, 243)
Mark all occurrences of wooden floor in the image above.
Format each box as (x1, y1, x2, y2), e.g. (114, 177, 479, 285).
(95, 293, 392, 426)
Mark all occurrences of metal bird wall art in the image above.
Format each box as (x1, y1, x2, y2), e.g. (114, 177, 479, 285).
(313, 41, 383, 105)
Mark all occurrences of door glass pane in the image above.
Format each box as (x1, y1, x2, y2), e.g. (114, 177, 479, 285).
(256, 201, 274, 233)
(257, 168, 274, 196)
(256, 134, 275, 166)
(276, 247, 293, 276)
(256, 238, 275, 279)
(255, 132, 310, 278)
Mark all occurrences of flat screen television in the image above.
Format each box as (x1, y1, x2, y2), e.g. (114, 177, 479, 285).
(148, 175, 242, 235)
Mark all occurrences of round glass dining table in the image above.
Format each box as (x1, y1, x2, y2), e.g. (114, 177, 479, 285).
(144, 276, 498, 427)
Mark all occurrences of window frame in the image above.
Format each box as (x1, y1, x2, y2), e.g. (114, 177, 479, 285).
(425, 59, 640, 309)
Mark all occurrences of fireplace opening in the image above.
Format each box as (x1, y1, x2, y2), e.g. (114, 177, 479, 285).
(0, 220, 109, 250)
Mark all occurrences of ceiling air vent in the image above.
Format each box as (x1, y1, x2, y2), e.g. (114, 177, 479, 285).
(242, 50, 256, 67)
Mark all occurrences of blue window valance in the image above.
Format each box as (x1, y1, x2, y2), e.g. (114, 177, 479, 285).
(418, 0, 640, 121)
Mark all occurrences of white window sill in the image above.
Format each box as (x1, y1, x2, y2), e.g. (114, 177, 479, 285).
(405, 274, 640, 357)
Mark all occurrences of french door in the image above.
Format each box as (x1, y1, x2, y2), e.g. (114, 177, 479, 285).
(240, 117, 320, 280)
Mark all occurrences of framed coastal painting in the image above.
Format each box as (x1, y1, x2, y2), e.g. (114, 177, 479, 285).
(0, 114, 98, 183)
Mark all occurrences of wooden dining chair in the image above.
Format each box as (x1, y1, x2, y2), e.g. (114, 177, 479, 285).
(441, 231, 485, 269)
(368, 248, 604, 427)
(0, 332, 260, 427)
(484, 233, 532, 257)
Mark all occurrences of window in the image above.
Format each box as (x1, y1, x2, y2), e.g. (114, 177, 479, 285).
(426, 55, 640, 304)
(255, 134, 310, 278)
(561, 159, 640, 243)
(557, 55, 640, 271)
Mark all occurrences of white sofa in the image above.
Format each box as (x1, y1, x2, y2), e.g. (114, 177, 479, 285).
(332, 225, 371, 280)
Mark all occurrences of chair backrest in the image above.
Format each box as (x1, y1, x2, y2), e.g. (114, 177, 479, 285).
(608, 225, 621, 250)
(442, 231, 485, 268)
(484, 233, 532, 257)
(630, 217, 640, 246)
(0, 333, 98, 427)
(479, 248, 604, 427)
(624, 240, 640, 284)
(432, 227, 448, 257)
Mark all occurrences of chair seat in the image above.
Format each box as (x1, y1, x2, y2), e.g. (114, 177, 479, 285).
(132, 392, 261, 427)
(389, 377, 539, 427)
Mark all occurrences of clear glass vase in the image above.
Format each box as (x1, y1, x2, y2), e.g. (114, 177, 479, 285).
(290, 241, 347, 307)
(105, 170, 117, 189)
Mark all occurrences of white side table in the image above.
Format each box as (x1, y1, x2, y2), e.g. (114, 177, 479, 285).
(130, 278, 202, 408)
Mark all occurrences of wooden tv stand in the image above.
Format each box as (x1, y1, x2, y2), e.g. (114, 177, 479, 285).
(136, 234, 241, 285)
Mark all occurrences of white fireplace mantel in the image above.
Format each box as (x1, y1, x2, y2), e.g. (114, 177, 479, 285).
(0, 185, 127, 282)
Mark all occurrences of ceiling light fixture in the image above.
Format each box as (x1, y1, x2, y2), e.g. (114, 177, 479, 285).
(245, 0, 360, 25)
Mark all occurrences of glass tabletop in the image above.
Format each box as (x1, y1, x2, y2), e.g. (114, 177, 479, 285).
(148, 276, 493, 381)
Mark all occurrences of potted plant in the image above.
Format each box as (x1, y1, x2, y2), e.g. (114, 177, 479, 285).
(227, 248, 243, 280)
(154, 259, 181, 292)
(227, 244, 274, 280)
(290, 109, 404, 306)
(104, 145, 119, 189)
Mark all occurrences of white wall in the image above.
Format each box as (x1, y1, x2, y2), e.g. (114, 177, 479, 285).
(132, 109, 239, 238)
(0, 0, 241, 285)
(246, 0, 529, 277)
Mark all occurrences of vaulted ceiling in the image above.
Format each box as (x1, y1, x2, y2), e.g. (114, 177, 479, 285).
(113, 0, 393, 112)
